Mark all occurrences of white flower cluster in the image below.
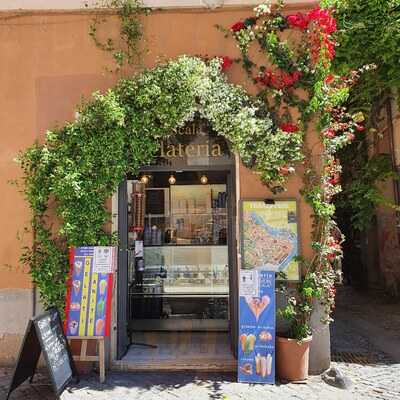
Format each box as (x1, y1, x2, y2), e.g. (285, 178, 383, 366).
(254, 1, 272, 18)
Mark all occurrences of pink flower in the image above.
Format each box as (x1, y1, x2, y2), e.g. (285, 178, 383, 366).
(324, 128, 336, 139)
(347, 133, 355, 141)
(231, 21, 245, 32)
(220, 56, 233, 71)
(280, 123, 299, 133)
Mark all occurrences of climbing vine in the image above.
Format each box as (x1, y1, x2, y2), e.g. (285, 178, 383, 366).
(88, 0, 150, 72)
(319, 0, 400, 237)
(217, 1, 375, 334)
(17, 56, 291, 312)
(17, 0, 384, 337)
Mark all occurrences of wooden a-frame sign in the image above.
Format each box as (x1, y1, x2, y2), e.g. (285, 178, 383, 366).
(6, 308, 79, 400)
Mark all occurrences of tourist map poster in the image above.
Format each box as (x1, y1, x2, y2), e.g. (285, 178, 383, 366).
(238, 270, 275, 384)
(241, 200, 300, 281)
(65, 247, 116, 337)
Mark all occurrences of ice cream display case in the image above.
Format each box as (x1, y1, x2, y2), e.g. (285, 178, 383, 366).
(127, 177, 230, 330)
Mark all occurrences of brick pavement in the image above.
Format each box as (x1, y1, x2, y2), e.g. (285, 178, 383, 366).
(1, 286, 399, 400)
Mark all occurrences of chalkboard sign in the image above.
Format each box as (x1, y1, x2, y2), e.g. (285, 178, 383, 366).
(6, 308, 78, 400)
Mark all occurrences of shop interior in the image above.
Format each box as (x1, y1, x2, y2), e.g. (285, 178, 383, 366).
(122, 170, 235, 368)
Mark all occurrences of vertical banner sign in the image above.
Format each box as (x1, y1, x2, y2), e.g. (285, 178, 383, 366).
(238, 199, 298, 384)
(238, 270, 275, 384)
(65, 247, 116, 337)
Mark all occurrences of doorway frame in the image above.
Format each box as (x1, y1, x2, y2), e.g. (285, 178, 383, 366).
(114, 162, 238, 361)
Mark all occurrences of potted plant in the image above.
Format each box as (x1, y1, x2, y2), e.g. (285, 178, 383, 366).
(276, 271, 320, 382)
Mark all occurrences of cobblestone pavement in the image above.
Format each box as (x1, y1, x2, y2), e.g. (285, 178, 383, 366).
(1, 286, 399, 400)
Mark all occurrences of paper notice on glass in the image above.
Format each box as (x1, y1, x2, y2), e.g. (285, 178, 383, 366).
(93, 247, 114, 274)
(135, 241, 144, 258)
(239, 270, 259, 297)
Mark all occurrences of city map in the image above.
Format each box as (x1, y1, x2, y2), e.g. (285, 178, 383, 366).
(241, 201, 299, 281)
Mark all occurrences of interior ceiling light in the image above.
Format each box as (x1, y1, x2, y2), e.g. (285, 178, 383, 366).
(140, 175, 149, 185)
(168, 174, 176, 185)
(200, 174, 208, 185)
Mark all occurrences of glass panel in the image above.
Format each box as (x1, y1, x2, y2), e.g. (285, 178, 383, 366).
(127, 172, 230, 327)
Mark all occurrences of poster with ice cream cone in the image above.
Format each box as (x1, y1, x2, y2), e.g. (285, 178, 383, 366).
(238, 270, 275, 384)
(65, 247, 116, 337)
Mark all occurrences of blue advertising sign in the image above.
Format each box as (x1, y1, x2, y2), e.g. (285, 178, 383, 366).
(238, 270, 275, 384)
(65, 247, 115, 337)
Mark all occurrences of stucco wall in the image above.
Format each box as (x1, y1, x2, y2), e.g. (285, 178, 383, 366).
(0, 0, 316, 11)
(0, 5, 315, 364)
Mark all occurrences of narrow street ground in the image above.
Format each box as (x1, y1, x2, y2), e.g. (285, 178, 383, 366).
(1, 286, 399, 400)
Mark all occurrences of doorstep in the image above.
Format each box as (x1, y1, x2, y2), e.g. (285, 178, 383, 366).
(112, 358, 237, 372)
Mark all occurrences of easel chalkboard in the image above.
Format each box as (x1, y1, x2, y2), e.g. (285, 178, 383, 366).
(6, 308, 78, 400)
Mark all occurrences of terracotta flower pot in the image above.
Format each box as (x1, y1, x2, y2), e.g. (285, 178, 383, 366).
(276, 336, 312, 382)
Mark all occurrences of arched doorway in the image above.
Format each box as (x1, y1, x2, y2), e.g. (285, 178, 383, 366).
(116, 115, 238, 369)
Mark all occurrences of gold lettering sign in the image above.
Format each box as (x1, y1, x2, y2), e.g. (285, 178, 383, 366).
(160, 122, 223, 159)
(160, 141, 222, 159)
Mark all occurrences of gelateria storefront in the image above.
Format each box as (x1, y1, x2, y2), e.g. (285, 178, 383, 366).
(112, 116, 303, 371)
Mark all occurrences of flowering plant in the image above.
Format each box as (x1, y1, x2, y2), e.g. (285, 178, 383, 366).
(219, 1, 374, 328)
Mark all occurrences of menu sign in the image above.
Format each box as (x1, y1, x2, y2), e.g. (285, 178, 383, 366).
(65, 247, 115, 337)
(6, 308, 77, 400)
(238, 271, 276, 384)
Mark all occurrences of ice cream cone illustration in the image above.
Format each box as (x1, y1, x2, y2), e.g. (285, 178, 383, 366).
(72, 280, 81, 296)
(99, 279, 107, 295)
(95, 318, 105, 335)
(245, 295, 270, 321)
(97, 299, 105, 316)
(74, 261, 82, 276)
(69, 320, 78, 335)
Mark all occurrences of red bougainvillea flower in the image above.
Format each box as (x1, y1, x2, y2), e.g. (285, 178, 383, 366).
(327, 253, 336, 262)
(323, 128, 336, 139)
(355, 124, 365, 132)
(291, 70, 302, 82)
(271, 70, 302, 89)
(220, 56, 233, 72)
(323, 36, 336, 60)
(286, 12, 309, 30)
(231, 21, 245, 32)
(255, 70, 272, 86)
(270, 73, 285, 90)
(324, 74, 334, 84)
(308, 6, 337, 34)
(280, 123, 299, 133)
(328, 173, 340, 185)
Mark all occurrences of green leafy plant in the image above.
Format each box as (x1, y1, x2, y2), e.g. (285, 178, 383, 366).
(17, 56, 286, 311)
(218, 1, 370, 331)
(316, 1, 400, 259)
(88, 0, 150, 72)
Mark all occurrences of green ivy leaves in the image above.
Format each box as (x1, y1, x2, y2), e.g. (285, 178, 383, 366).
(18, 56, 284, 311)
